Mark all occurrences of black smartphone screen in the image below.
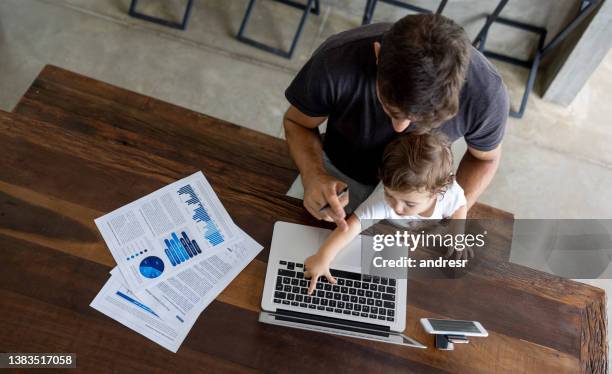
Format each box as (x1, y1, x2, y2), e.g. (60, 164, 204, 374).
(429, 319, 480, 333)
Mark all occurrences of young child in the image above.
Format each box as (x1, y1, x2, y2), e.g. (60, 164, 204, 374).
(304, 132, 467, 294)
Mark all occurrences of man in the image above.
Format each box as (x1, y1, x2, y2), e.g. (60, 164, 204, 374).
(284, 14, 508, 231)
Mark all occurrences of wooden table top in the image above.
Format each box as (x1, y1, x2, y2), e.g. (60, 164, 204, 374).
(0, 65, 606, 373)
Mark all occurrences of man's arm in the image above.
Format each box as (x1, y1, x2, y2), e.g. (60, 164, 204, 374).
(455, 144, 502, 210)
(284, 105, 349, 230)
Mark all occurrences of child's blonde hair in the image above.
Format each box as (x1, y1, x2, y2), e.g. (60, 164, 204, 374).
(379, 132, 454, 194)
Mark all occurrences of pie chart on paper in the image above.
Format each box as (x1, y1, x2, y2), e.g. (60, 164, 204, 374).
(139, 256, 165, 279)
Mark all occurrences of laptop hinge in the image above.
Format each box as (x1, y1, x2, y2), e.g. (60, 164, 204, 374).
(273, 308, 391, 336)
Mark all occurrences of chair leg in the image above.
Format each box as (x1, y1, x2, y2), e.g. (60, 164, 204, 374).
(237, 0, 257, 39)
(511, 50, 541, 118)
(473, 0, 508, 51)
(129, 0, 137, 15)
(236, 0, 317, 59)
(472, 0, 597, 118)
(477, 13, 547, 118)
(179, 0, 194, 30)
(511, 26, 546, 119)
(362, 0, 378, 25)
(128, 0, 194, 31)
(312, 0, 321, 15)
(363, 0, 446, 25)
(435, 0, 448, 14)
(287, 0, 316, 58)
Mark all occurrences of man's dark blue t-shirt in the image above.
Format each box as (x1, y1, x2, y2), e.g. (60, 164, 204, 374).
(285, 23, 508, 185)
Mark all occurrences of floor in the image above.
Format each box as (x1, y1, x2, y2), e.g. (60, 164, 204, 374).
(1, 0, 611, 364)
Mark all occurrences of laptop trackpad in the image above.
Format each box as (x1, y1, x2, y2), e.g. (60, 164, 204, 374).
(318, 230, 363, 270)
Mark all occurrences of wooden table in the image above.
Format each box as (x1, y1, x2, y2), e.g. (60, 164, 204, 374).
(0, 65, 606, 373)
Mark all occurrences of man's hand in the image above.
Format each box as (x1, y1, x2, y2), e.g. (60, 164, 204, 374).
(303, 172, 349, 231)
(304, 253, 337, 295)
(283, 106, 351, 231)
(444, 207, 474, 260)
(444, 243, 474, 261)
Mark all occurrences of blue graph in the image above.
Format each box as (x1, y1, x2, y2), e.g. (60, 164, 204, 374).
(163, 231, 202, 267)
(139, 256, 165, 278)
(177, 184, 225, 246)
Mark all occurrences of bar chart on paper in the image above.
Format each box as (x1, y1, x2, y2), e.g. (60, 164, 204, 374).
(95, 171, 241, 292)
(163, 231, 202, 266)
(177, 184, 225, 247)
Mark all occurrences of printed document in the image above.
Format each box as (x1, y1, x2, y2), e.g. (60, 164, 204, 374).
(95, 171, 241, 292)
(91, 172, 263, 352)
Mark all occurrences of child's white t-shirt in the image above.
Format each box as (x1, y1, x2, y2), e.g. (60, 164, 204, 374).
(354, 180, 467, 222)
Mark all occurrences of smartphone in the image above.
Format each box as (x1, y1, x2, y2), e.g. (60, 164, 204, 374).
(420, 318, 488, 337)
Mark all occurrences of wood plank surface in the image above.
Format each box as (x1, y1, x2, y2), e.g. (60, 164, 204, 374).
(0, 65, 606, 373)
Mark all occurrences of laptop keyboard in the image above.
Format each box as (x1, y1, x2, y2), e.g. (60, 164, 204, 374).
(273, 260, 396, 322)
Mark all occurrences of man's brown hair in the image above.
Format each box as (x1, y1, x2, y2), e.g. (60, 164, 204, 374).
(378, 14, 470, 128)
(380, 132, 454, 194)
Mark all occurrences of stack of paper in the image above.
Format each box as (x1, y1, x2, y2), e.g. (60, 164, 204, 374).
(90, 171, 263, 352)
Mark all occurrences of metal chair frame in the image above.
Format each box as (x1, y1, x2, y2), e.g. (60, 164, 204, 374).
(473, 0, 600, 118)
(236, 0, 321, 59)
(362, 0, 448, 24)
(128, 0, 194, 30)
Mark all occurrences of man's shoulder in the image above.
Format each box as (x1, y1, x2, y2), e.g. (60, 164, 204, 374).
(314, 23, 390, 55)
(300, 24, 384, 104)
(454, 47, 508, 130)
(463, 48, 507, 105)
(312, 23, 389, 71)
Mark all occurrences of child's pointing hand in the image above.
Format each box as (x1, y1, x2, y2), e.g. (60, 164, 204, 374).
(304, 253, 337, 294)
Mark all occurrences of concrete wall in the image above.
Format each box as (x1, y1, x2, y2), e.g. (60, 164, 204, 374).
(542, 0, 612, 106)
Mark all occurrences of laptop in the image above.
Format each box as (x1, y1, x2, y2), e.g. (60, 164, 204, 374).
(260, 221, 425, 348)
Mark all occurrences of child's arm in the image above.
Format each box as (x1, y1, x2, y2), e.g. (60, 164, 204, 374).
(305, 214, 362, 294)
